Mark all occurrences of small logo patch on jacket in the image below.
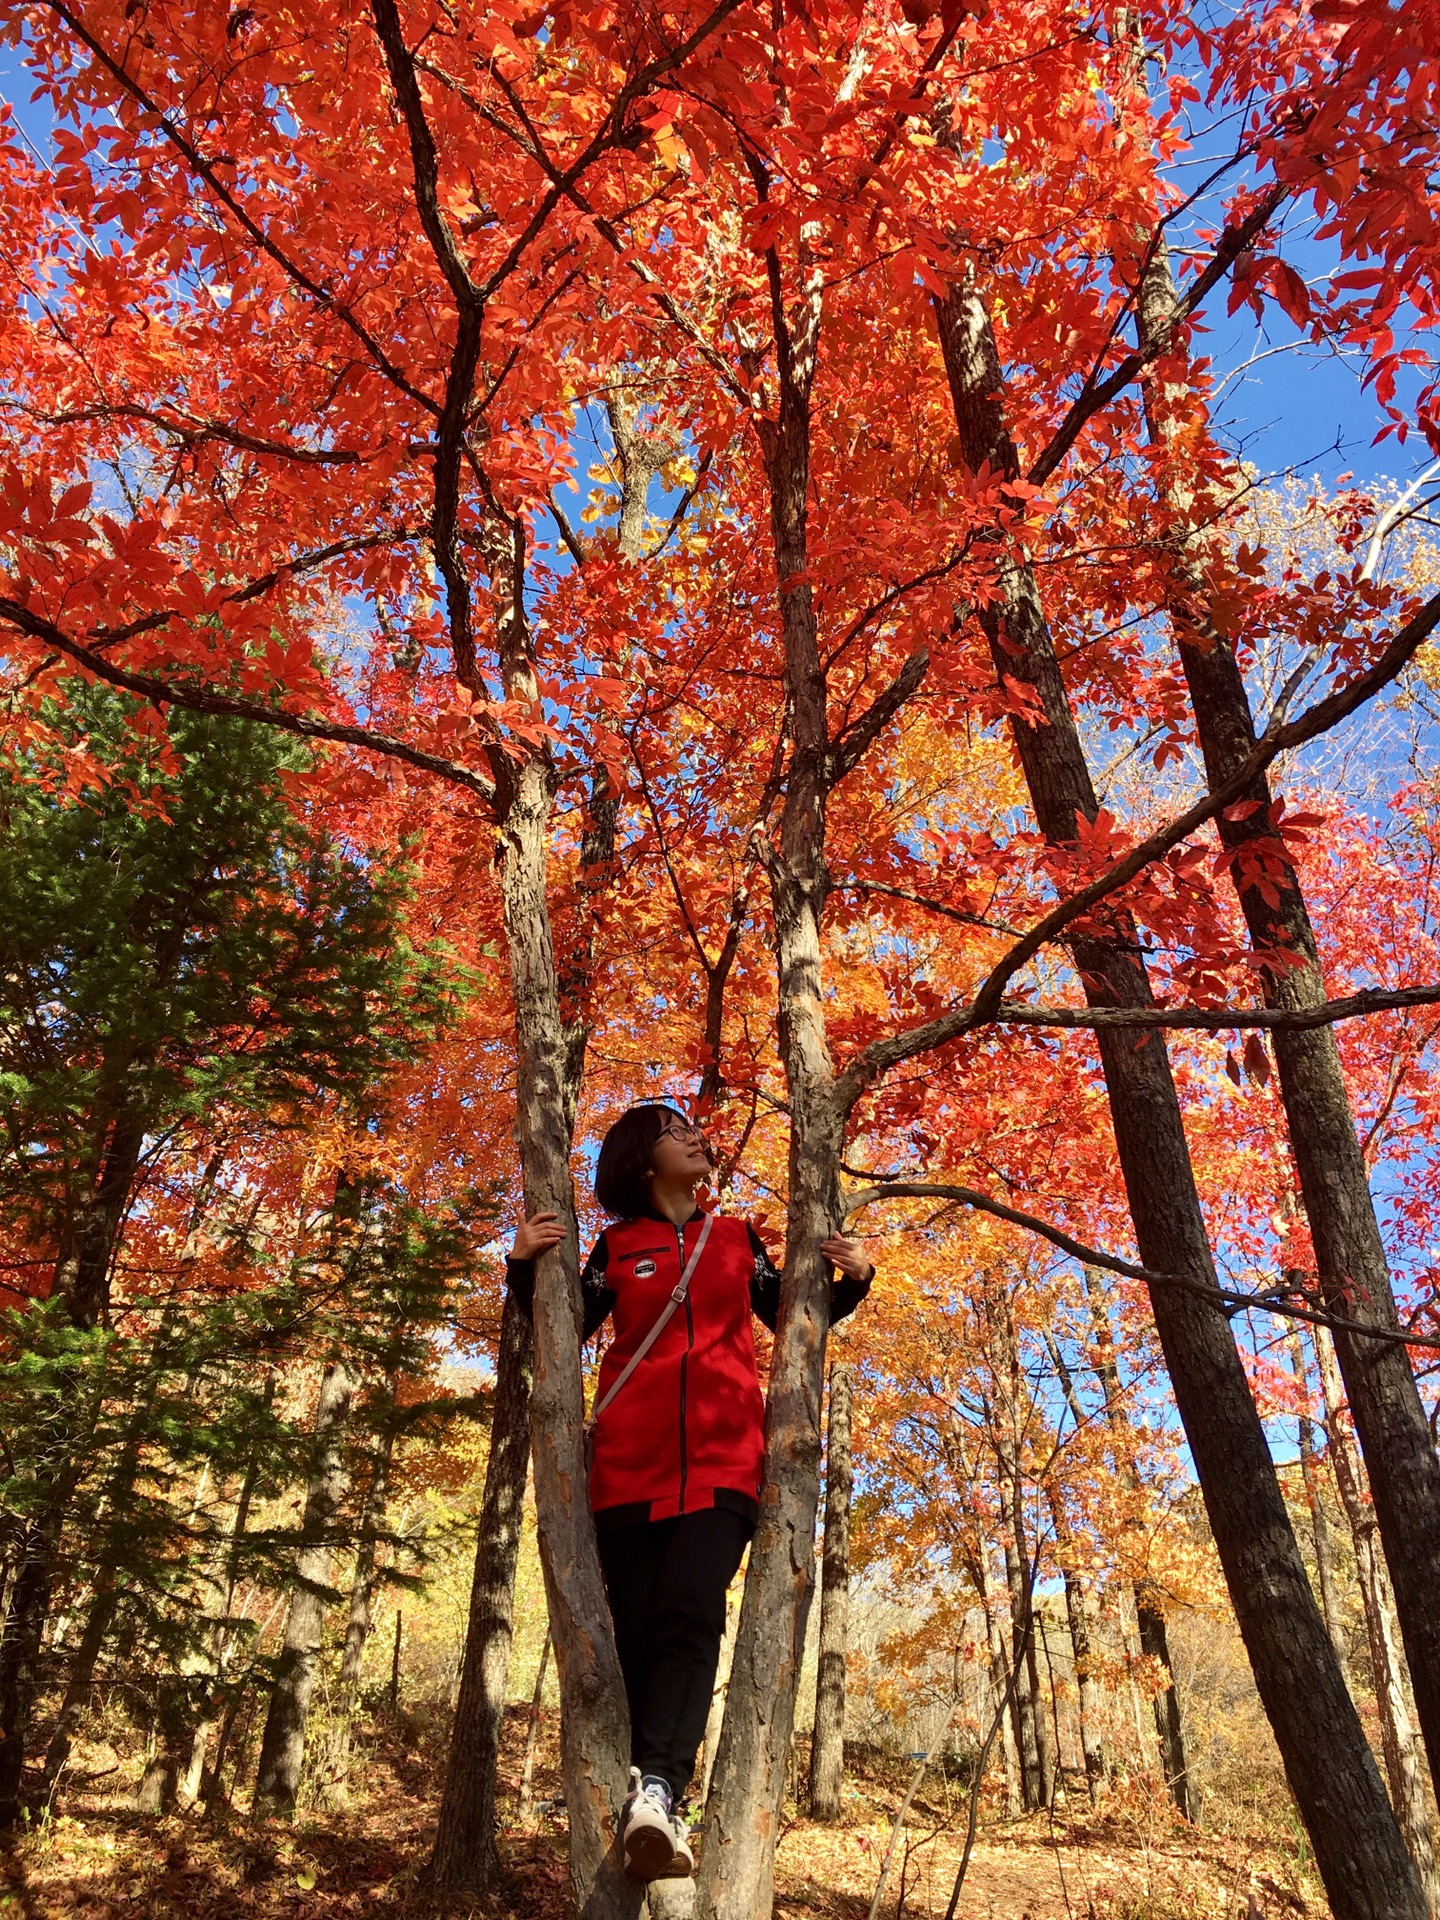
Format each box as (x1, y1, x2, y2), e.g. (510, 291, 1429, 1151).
(633, 1258, 657, 1279)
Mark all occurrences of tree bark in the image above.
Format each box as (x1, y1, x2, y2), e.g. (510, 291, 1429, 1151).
(1132, 213, 1440, 1796)
(429, 1289, 536, 1889)
(0, 1105, 147, 1827)
(977, 1552, 1022, 1814)
(1134, 1598, 1197, 1823)
(1316, 1330, 1440, 1912)
(808, 1362, 854, 1820)
(933, 279, 1425, 1916)
(989, 1291, 1051, 1810)
(1072, 1273, 1197, 1817)
(495, 737, 641, 1919)
(253, 1356, 355, 1817)
(697, 244, 852, 1920)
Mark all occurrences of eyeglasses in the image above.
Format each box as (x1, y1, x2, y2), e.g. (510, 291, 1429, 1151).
(657, 1120, 708, 1147)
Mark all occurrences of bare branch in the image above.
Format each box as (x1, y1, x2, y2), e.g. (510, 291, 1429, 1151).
(991, 983, 1440, 1032)
(842, 1180, 1440, 1350)
(16, 404, 369, 465)
(827, 646, 929, 784)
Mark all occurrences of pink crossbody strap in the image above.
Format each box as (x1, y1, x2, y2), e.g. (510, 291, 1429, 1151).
(586, 1210, 714, 1436)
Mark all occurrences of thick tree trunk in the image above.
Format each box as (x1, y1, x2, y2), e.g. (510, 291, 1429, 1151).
(253, 1357, 355, 1817)
(1316, 1330, 1440, 1912)
(699, 254, 850, 1920)
(429, 1289, 536, 1889)
(495, 744, 641, 1920)
(808, 1362, 854, 1820)
(135, 1682, 190, 1814)
(933, 280, 1424, 1916)
(1134, 226, 1440, 1795)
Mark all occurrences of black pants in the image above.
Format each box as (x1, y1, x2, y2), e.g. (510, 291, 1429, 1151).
(596, 1506, 752, 1802)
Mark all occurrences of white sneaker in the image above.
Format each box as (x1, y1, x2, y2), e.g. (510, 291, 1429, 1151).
(654, 1813, 695, 1880)
(621, 1770, 678, 1881)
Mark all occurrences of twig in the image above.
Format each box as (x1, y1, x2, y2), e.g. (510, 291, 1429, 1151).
(867, 1699, 963, 1920)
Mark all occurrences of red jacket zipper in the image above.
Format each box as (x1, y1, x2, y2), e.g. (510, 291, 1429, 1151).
(677, 1219, 694, 1513)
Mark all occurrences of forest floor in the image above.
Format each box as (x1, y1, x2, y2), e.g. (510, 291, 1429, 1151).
(0, 1706, 1326, 1920)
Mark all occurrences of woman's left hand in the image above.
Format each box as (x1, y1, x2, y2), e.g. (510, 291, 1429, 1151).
(821, 1235, 874, 1283)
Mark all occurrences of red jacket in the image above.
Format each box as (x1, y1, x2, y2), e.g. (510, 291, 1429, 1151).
(509, 1204, 870, 1530)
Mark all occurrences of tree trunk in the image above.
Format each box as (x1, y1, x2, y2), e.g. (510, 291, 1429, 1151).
(1041, 1333, 1110, 1802)
(933, 279, 1425, 1917)
(1046, 1488, 1108, 1803)
(0, 1110, 147, 1827)
(313, 1418, 396, 1810)
(252, 1357, 355, 1817)
(698, 250, 851, 1920)
(990, 1295, 1051, 1811)
(809, 1362, 854, 1820)
(429, 1288, 535, 1889)
(698, 1594, 739, 1811)
(1288, 1331, 1349, 1675)
(1000, 1533, 1049, 1810)
(1133, 212, 1440, 1795)
(135, 1681, 190, 1814)
(518, 1624, 552, 1826)
(40, 1571, 119, 1792)
(1074, 1272, 1197, 1817)
(1316, 1330, 1440, 1912)
(495, 740, 641, 1920)
(1134, 1598, 1198, 1823)
(977, 1553, 1021, 1814)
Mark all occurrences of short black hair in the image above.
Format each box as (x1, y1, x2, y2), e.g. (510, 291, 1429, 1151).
(594, 1104, 687, 1218)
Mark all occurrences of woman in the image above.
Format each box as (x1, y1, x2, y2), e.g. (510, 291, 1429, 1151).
(507, 1102, 873, 1882)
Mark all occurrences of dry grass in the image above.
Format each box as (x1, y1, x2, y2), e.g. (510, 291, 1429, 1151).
(0, 1707, 1327, 1920)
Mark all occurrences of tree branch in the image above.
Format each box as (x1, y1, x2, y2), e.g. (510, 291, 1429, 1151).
(837, 587, 1440, 1101)
(0, 598, 496, 804)
(1027, 184, 1289, 487)
(38, 0, 439, 416)
(16, 404, 369, 465)
(990, 983, 1440, 1031)
(827, 646, 929, 784)
(842, 1181, 1440, 1350)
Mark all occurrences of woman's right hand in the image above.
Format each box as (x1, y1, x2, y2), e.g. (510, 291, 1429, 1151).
(512, 1211, 565, 1261)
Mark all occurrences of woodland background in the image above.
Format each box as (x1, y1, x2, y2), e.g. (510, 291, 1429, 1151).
(3, 0, 1440, 1916)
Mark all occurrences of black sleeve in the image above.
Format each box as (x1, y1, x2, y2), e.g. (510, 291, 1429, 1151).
(506, 1232, 616, 1342)
(747, 1225, 783, 1333)
(746, 1226, 875, 1334)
